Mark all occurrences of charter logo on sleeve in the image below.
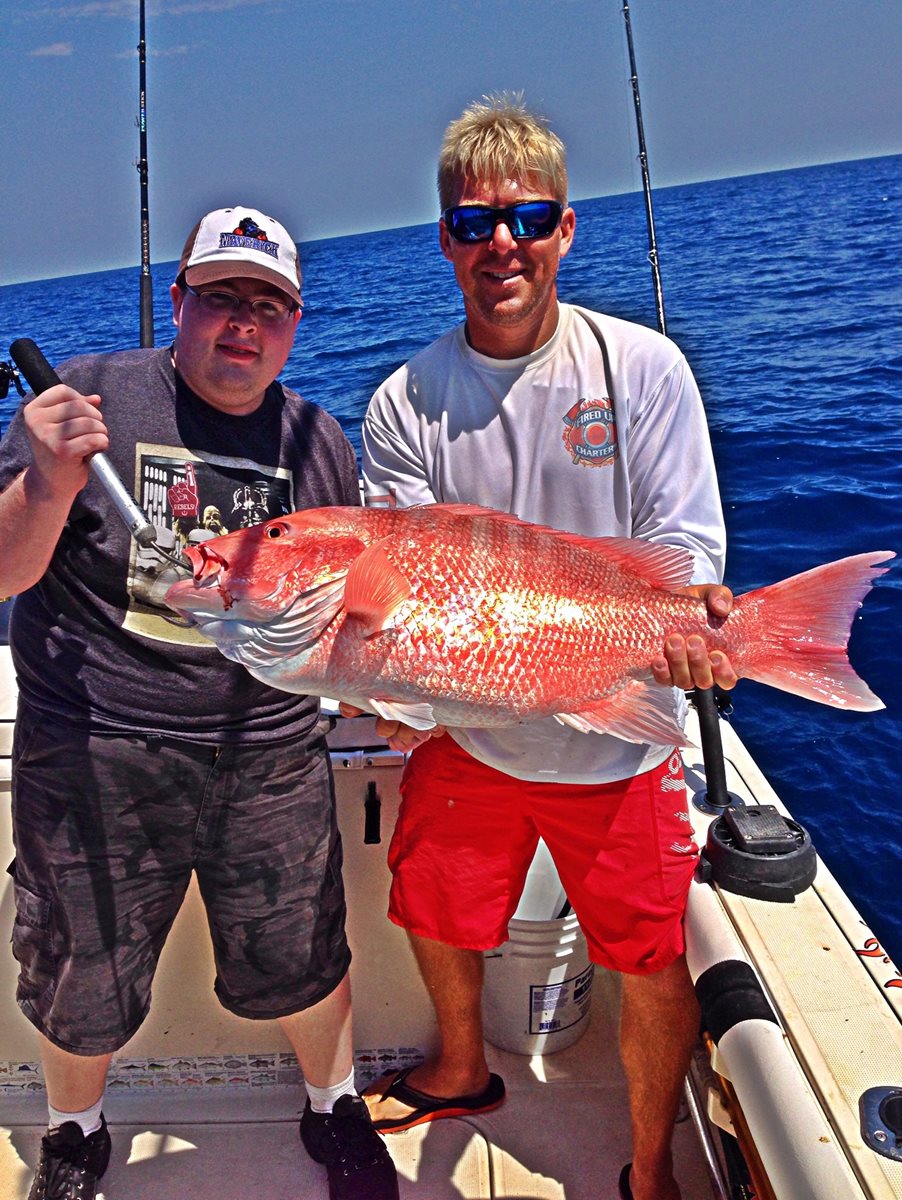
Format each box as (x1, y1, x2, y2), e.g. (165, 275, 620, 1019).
(562, 397, 618, 466)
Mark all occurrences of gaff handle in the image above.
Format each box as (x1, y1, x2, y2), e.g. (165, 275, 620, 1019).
(9, 338, 158, 548)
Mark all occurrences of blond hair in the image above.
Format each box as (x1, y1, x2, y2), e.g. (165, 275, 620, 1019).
(438, 93, 568, 211)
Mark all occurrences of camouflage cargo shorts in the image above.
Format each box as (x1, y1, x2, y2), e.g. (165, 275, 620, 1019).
(9, 703, 350, 1055)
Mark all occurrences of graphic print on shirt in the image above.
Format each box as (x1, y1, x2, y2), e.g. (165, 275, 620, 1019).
(123, 443, 293, 644)
(561, 396, 619, 467)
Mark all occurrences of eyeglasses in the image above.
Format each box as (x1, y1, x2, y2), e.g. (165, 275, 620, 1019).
(184, 285, 299, 326)
(442, 200, 564, 244)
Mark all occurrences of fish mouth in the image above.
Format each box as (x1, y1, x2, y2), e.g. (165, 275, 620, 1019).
(183, 543, 289, 615)
(166, 547, 288, 622)
(190, 543, 230, 583)
(181, 544, 236, 612)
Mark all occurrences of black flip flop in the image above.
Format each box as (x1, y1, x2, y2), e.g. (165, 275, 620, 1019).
(618, 1162, 634, 1199)
(367, 1066, 505, 1133)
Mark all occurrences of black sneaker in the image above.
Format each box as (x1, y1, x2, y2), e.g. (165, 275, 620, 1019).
(300, 1093, 399, 1200)
(28, 1114, 112, 1200)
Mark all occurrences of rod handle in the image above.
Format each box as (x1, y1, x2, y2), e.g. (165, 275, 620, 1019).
(9, 338, 158, 547)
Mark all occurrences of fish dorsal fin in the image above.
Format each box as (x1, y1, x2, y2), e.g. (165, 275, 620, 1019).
(343, 541, 413, 636)
(579, 538, 695, 591)
(408, 502, 508, 521)
(555, 679, 694, 747)
(408, 504, 695, 591)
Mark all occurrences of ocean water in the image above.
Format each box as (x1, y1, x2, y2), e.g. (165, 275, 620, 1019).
(2, 155, 900, 963)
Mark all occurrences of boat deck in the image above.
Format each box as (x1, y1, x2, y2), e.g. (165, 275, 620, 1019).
(0, 1002, 716, 1199)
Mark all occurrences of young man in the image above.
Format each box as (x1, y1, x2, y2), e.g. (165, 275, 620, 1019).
(0, 205, 397, 1200)
(359, 98, 736, 1200)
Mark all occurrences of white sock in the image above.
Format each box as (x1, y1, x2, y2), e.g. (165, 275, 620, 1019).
(305, 1067, 357, 1114)
(48, 1095, 104, 1137)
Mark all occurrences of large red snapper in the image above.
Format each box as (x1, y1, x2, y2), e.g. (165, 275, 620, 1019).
(164, 504, 893, 747)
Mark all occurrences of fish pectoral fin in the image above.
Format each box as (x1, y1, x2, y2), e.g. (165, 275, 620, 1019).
(555, 680, 694, 747)
(367, 699, 438, 730)
(343, 542, 413, 636)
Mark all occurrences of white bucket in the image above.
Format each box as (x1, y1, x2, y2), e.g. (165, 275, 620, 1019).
(482, 913, 594, 1055)
(511, 838, 568, 922)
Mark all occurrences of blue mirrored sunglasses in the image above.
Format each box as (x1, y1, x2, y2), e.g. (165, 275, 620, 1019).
(442, 200, 564, 244)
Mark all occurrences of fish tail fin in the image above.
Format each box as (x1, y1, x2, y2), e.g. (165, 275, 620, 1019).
(737, 550, 894, 710)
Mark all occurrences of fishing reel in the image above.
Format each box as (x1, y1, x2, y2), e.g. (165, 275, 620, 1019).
(0, 360, 25, 401)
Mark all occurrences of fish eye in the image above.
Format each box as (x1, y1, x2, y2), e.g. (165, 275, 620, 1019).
(264, 522, 290, 539)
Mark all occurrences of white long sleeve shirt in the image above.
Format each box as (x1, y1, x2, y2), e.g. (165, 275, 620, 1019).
(362, 303, 725, 784)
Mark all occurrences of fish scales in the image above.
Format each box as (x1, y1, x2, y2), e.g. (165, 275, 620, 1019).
(356, 526, 673, 712)
(165, 504, 893, 746)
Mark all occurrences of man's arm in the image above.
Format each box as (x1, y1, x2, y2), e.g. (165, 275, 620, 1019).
(0, 384, 108, 596)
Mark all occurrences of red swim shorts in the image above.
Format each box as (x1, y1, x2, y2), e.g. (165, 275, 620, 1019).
(387, 735, 698, 975)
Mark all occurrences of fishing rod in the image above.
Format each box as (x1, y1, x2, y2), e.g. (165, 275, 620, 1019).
(137, 0, 154, 348)
(620, 1, 731, 812)
(622, 0, 666, 337)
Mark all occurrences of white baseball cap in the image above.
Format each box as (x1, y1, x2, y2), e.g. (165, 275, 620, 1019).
(177, 205, 302, 305)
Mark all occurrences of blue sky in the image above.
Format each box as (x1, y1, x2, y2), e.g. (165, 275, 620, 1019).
(1, 0, 900, 284)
